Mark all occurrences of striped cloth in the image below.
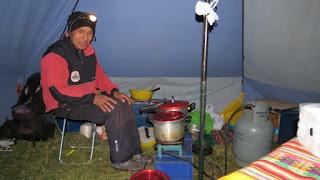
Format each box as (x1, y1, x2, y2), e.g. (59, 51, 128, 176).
(220, 138, 320, 180)
(212, 125, 234, 146)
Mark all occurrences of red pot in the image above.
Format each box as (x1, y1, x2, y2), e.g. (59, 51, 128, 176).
(158, 99, 196, 115)
(138, 98, 196, 116)
(130, 169, 170, 180)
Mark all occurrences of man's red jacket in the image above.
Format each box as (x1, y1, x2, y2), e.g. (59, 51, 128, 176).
(41, 44, 118, 112)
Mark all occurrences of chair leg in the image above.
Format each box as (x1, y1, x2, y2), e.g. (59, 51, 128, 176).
(58, 118, 96, 164)
(53, 117, 62, 135)
(88, 124, 96, 163)
(58, 117, 67, 164)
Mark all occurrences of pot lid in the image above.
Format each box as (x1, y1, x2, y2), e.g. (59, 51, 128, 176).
(151, 111, 185, 122)
(158, 99, 189, 111)
(131, 169, 169, 180)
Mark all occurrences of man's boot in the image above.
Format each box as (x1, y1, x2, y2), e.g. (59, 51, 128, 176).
(111, 159, 145, 171)
(132, 153, 153, 164)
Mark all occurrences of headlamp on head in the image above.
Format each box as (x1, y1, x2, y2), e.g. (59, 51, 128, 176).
(88, 14, 97, 23)
(67, 11, 97, 35)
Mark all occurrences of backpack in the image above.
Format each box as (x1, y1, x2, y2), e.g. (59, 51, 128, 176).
(0, 73, 55, 146)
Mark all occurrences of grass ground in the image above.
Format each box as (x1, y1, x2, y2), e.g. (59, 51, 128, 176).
(0, 132, 241, 180)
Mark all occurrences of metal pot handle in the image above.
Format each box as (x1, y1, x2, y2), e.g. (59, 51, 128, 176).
(183, 116, 192, 126)
(145, 116, 153, 125)
(184, 116, 191, 122)
(139, 105, 157, 114)
(188, 102, 196, 112)
(139, 101, 166, 114)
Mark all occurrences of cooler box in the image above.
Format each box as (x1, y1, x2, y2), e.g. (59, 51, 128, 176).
(154, 134, 193, 180)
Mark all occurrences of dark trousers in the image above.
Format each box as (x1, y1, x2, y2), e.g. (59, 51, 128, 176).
(53, 100, 141, 163)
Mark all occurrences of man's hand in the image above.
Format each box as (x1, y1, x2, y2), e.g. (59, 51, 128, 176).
(112, 91, 133, 105)
(93, 94, 117, 112)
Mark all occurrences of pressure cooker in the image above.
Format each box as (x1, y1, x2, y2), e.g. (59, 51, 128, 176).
(158, 98, 196, 116)
(139, 97, 196, 117)
(149, 111, 187, 143)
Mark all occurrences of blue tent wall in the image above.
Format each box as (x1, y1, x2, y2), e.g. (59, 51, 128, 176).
(75, 0, 242, 77)
(244, 78, 320, 104)
(1, 0, 318, 125)
(0, 0, 242, 124)
(0, 0, 77, 123)
(243, 0, 320, 104)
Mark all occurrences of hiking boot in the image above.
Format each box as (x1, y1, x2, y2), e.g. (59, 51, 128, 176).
(111, 159, 145, 171)
(132, 153, 153, 164)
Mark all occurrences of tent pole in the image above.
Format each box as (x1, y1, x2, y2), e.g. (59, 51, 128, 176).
(59, 0, 80, 40)
(198, 0, 209, 179)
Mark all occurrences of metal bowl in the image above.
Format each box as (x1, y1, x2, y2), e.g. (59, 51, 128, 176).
(130, 169, 170, 180)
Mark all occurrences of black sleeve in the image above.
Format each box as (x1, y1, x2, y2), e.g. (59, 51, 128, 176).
(110, 88, 119, 98)
(101, 88, 119, 98)
(49, 86, 95, 106)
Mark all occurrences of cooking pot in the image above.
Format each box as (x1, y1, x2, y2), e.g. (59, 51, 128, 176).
(158, 98, 196, 115)
(150, 111, 187, 143)
(130, 87, 160, 101)
(139, 98, 196, 116)
(130, 169, 169, 180)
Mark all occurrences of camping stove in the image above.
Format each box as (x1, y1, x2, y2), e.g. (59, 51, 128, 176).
(157, 143, 183, 158)
(155, 128, 185, 158)
(157, 139, 184, 145)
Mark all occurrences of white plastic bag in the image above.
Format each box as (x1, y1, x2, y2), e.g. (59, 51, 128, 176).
(206, 104, 225, 130)
(79, 123, 92, 138)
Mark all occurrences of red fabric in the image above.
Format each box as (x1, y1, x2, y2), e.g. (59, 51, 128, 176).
(40, 45, 118, 112)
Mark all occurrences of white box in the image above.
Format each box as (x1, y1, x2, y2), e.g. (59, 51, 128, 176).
(297, 103, 320, 158)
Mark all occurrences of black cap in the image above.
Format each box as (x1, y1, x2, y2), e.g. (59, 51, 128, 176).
(67, 11, 97, 35)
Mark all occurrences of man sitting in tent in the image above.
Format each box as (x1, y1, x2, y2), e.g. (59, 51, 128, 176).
(40, 11, 152, 171)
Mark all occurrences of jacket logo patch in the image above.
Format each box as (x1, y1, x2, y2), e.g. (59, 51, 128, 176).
(71, 71, 80, 82)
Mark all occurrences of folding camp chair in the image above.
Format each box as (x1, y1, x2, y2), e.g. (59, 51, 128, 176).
(53, 117, 97, 164)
